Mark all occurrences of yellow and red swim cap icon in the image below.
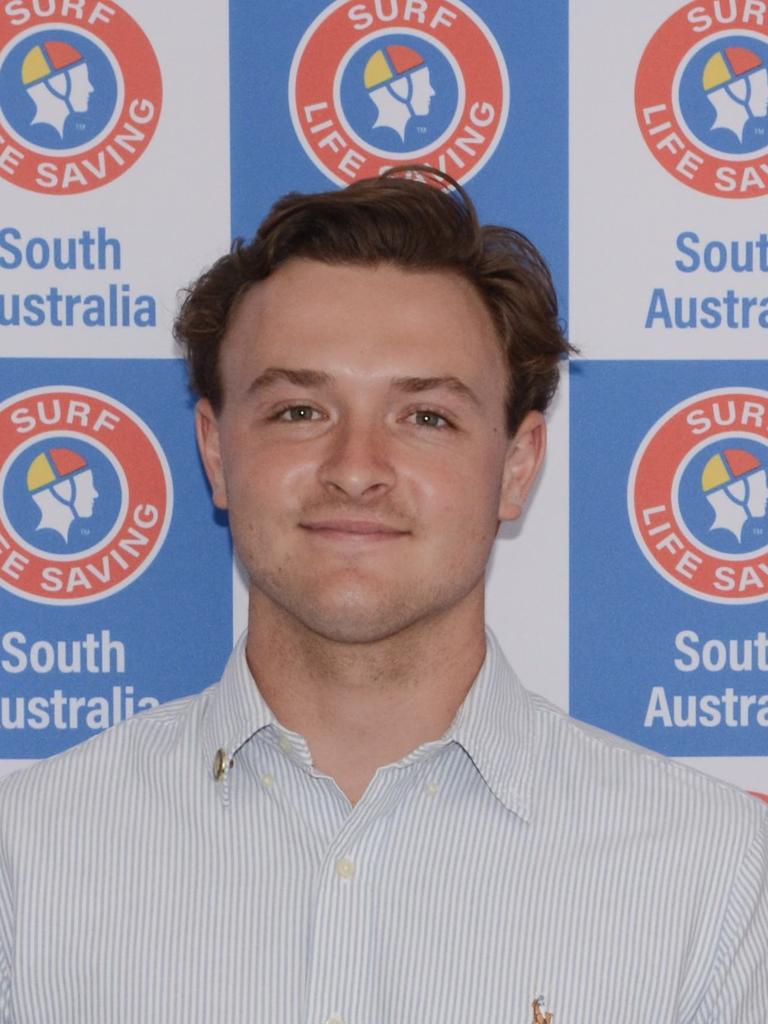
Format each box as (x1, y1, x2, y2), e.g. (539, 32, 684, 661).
(26, 448, 87, 492)
(701, 448, 761, 492)
(21, 42, 84, 86)
(364, 45, 425, 89)
(703, 47, 764, 91)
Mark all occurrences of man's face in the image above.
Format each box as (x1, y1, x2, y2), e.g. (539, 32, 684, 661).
(197, 258, 544, 645)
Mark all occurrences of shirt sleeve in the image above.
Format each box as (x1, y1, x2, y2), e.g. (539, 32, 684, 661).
(694, 807, 768, 1024)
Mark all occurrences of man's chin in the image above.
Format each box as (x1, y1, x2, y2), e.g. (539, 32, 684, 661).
(274, 591, 436, 646)
(248, 570, 461, 645)
(293, 607, 417, 646)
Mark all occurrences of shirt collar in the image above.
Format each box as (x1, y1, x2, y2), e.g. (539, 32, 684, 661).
(202, 631, 276, 777)
(202, 626, 534, 821)
(445, 627, 534, 822)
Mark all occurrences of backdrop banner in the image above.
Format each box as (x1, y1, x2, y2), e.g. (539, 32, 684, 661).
(0, 0, 764, 800)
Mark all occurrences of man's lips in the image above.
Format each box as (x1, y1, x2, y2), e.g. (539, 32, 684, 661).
(300, 519, 409, 536)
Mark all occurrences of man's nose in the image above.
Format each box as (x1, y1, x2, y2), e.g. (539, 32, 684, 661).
(317, 419, 396, 498)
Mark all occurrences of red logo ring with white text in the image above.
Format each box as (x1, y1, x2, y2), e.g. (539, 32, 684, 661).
(289, 0, 508, 185)
(635, 1, 768, 198)
(0, 386, 172, 605)
(0, 1, 162, 194)
(629, 388, 768, 604)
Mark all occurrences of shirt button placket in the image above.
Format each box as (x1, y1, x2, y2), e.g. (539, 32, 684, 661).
(305, 842, 364, 1024)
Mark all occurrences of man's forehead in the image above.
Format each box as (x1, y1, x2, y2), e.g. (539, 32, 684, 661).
(218, 259, 508, 405)
(228, 258, 490, 323)
(224, 260, 500, 352)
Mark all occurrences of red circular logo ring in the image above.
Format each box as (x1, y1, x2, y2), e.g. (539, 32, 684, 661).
(0, 386, 172, 604)
(0, 2, 162, 194)
(290, 0, 508, 185)
(636, 2, 768, 198)
(629, 387, 768, 604)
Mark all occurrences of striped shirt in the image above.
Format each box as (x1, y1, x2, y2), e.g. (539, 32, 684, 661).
(0, 628, 766, 1023)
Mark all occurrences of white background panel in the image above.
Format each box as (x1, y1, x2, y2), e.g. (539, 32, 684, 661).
(487, 368, 570, 710)
(0, 0, 231, 359)
(571, 0, 768, 361)
(681, 754, 767, 792)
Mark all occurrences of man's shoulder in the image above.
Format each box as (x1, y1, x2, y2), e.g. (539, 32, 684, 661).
(0, 683, 215, 815)
(527, 687, 767, 829)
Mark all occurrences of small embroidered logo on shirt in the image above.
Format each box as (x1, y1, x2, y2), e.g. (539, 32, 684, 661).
(532, 995, 553, 1023)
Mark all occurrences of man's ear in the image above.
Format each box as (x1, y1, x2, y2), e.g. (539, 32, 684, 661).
(195, 399, 229, 510)
(498, 410, 547, 522)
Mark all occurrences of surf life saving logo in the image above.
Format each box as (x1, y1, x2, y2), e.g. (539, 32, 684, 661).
(0, 386, 172, 604)
(289, 0, 508, 185)
(629, 388, 768, 604)
(0, 1, 162, 194)
(636, 2, 768, 197)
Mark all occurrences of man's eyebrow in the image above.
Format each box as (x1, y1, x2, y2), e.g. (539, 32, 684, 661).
(389, 376, 482, 408)
(247, 367, 333, 393)
(247, 368, 482, 408)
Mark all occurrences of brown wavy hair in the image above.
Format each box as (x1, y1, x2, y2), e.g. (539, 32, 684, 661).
(174, 166, 572, 436)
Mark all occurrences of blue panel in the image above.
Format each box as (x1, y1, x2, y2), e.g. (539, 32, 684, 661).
(0, 359, 232, 758)
(228, 0, 568, 319)
(570, 360, 768, 758)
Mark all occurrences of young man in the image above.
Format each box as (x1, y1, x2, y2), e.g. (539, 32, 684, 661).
(0, 171, 765, 1023)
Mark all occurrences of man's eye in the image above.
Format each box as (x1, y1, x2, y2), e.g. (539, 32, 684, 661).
(273, 405, 320, 422)
(410, 409, 452, 429)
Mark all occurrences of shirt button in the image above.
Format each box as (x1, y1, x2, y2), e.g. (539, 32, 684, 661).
(324, 1017, 344, 1024)
(213, 748, 231, 782)
(335, 857, 355, 879)
(260, 773, 274, 788)
(425, 782, 439, 797)
(279, 735, 292, 754)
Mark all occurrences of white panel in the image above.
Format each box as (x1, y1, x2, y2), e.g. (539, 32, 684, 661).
(487, 366, 569, 710)
(233, 554, 249, 642)
(0, 0, 231, 359)
(0, 758, 35, 778)
(571, 0, 768, 360)
(678, 755, 767, 793)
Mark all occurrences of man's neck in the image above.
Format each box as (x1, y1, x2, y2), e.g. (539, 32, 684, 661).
(244, 594, 488, 806)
